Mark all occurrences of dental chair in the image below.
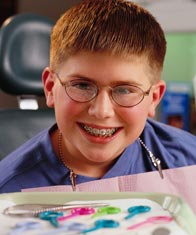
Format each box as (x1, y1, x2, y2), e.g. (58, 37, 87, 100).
(0, 13, 55, 160)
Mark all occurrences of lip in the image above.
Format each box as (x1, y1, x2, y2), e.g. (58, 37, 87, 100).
(77, 122, 122, 144)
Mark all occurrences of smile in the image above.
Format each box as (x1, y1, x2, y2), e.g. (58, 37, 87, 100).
(81, 124, 118, 137)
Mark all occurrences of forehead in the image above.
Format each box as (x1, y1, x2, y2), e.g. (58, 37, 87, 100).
(58, 51, 154, 84)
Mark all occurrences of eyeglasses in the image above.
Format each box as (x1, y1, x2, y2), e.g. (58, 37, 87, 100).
(54, 72, 152, 107)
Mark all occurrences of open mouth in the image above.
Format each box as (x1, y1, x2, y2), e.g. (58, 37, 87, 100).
(79, 123, 119, 137)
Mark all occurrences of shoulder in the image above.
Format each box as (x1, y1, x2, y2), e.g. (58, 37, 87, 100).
(2, 128, 50, 160)
(145, 118, 196, 143)
(0, 125, 56, 191)
(142, 118, 196, 167)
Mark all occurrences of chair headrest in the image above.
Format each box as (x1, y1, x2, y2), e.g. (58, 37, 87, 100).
(0, 13, 54, 96)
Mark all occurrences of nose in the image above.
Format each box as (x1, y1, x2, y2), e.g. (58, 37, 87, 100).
(88, 90, 115, 119)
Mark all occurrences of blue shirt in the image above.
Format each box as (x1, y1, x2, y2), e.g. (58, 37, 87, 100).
(0, 118, 196, 193)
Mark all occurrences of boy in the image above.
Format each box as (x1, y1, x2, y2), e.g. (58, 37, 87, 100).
(0, 0, 196, 193)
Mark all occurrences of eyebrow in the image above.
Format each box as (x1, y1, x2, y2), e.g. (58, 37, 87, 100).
(67, 73, 143, 87)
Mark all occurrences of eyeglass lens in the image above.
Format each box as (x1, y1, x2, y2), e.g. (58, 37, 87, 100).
(65, 79, 147, 107)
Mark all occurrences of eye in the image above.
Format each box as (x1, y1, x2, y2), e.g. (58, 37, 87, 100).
(113, 85, 140, 95)
(70, 80, 95, 91)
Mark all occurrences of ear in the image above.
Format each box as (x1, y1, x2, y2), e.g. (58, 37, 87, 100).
(148, 80, 166, 117)
(42, 67, 55, 108)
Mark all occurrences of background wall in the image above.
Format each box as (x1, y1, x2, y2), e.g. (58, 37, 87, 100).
(17, 0, 81, 21)
(145, 0, 196, 32)
(163, 33, 196, 88)
(16, 0, 196, 32)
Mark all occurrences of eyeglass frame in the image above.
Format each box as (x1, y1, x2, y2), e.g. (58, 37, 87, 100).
(52, 71, 152, 108)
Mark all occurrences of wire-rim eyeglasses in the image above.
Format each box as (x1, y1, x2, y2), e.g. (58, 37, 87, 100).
(52, 71, 152, 108)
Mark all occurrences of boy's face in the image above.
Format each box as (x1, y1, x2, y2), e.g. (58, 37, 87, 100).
(43, 51, 165, 167)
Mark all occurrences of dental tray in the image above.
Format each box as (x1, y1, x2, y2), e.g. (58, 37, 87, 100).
(0, 192, 195, 234)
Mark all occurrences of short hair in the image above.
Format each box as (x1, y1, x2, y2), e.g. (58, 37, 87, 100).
(50, 0, 166, 80)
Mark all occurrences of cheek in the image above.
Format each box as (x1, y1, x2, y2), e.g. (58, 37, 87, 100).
(120, 105, 149, 133)
(54, 88, 77, 115)
(122, 104, 149, 122)
(55, 97, 85, 124)
(123, 110, 146, 124)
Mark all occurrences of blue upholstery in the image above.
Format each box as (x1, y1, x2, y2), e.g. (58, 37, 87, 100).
(0, 13, 54, 95)
(0, 13, 55, 159)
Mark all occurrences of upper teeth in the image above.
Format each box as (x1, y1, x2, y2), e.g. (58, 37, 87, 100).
(83, 125, 117, 137)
